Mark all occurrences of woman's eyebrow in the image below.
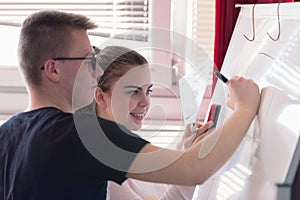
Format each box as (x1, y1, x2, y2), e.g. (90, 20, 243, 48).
(124, 85, 142, 90)
(124, 84, 153, 90)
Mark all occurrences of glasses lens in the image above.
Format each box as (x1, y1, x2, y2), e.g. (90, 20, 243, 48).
(93, 46, 100, 54)
(91, 46, 100, 71)
(92, 57, 96, 71)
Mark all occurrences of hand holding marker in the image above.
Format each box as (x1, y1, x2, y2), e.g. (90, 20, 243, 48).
(189, 104, 221, 136)
(191, 71, 228, 132)
(189, 71, 227, 134)
(204, 71, 229, 128)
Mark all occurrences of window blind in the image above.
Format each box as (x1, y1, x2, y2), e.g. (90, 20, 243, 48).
(135, 121, 185, 149)
(191, 0, 215, 84)
(0, 0, 149, 42)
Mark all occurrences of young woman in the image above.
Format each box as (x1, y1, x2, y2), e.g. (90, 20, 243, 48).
(91, 45, 211, 199)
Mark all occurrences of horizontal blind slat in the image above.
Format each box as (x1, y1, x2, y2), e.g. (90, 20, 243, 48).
(0, 0, 149, 42)
(192, 0, 215, 85)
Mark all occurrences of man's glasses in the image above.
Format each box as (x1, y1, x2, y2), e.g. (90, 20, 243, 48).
(40, 46, 100, 70)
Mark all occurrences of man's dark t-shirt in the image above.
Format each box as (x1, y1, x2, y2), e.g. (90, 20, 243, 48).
(0, 107, 149, 200)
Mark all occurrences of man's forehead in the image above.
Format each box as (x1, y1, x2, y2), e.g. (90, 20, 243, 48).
(69, 29, 92, 56)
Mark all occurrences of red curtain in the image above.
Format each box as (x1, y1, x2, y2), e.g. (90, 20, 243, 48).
(212, 0, 294, 92)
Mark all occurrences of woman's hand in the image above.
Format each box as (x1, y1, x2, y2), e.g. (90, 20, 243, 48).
(226, 76, 260, 116)
(177, 121, 214, 150)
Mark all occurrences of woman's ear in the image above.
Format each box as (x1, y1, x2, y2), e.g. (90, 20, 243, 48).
(94, 87, 107, 108)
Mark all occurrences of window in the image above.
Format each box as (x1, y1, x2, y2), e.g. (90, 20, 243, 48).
(141, 0, 216, 148)
(0, 0, 149, 40)
(0, 0, 216, 148)
(136, 122, 185, 149)
(0, 0, 154, 117)
(187, 0, 216, 86)
(191, 0, 216, 62)
(0, 25, 19, 67)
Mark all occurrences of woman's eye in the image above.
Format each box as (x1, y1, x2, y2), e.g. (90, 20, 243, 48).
(146, 89, 153, 95)
(129, 90, 138, 95)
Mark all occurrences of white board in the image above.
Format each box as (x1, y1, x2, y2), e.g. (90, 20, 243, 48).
(192, 2, 300, 200)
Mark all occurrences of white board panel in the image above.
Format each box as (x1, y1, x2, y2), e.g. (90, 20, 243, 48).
(192, 2, 300, 200)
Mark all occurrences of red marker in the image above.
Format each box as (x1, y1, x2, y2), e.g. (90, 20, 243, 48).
(207, 104, 221, 128)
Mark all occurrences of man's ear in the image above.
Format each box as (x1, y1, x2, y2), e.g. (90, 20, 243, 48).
(43, 59, 59, 82)
(94, 87, 107, 108)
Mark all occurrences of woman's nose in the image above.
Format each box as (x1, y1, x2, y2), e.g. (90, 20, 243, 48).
(138, 93, 150, 107)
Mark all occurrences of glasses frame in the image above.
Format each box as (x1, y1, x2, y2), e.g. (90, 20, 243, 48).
(40, 46, 100, 70)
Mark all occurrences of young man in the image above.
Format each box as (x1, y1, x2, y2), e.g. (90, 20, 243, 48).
(0, 10, 260, 200)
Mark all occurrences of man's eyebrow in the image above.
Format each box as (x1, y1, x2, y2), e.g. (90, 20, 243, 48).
(148, 84, 153, 89)
(124, 85, 142, 90)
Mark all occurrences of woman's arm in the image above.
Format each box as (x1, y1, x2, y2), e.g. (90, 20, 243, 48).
(126, 77, 260, 185)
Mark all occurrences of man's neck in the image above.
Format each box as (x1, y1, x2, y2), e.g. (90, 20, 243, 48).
(27, 87, 72, 113)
